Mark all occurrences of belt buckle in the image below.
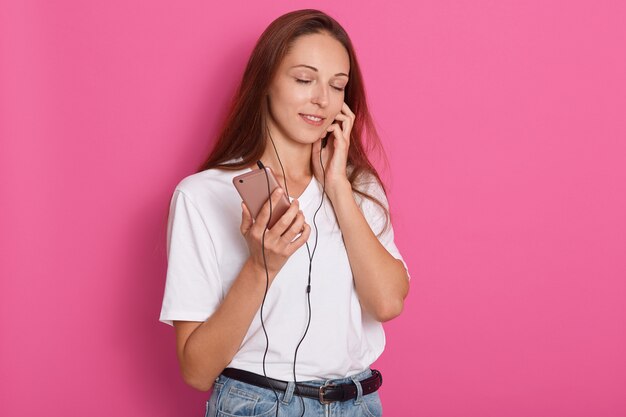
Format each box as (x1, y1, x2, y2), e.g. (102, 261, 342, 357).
(318, 381, 336, 405)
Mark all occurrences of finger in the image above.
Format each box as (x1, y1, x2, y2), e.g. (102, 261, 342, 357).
(281, 210, 306, 242)
(342, 102, 355, 119)
(333, 113, 352, 139)
(255, 187, 285, 230)
(240, 202, 253, 235)
(324, 124, 338, 143)
(268, 198, 301, 237)
(334, 113, 350, 122)
(329, 124, 347, 149)
(286, 223, 312, 254)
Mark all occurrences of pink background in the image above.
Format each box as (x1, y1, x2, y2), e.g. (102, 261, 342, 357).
(1, 1, 625, 416)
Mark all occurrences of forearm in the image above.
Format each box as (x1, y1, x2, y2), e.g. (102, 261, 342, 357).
(330, 184, 409, 322)
(182, 258, 272, 391)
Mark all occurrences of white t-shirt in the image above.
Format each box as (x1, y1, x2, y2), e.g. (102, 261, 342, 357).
(159, 160, 410, 381)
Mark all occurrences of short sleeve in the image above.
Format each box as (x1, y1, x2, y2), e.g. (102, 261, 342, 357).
(159, 189, 223, 326)
(356, 175, 411, 281)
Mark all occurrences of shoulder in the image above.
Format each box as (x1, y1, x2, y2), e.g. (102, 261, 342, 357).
(352, 169, 388, 207)
(173, 162, 248, 206)
(175, 169, 226, 196)
(166, 165, 248, 239)
(351, 169, 392, 232)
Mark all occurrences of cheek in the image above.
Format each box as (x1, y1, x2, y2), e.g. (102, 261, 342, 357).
(275, 85, 308, 109)
(329, 101, 344, 119)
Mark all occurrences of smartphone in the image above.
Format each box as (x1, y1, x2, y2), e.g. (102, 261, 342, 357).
(233, 166, 291, 229)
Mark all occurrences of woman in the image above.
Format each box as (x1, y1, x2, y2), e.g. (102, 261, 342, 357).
(159, 9, 411, 417)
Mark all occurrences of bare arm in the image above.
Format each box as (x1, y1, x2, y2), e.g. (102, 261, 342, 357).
(310, 102, 409, 322)
(175, 259, 272, 391)
(174, 187, 311, 391)
(329, 182, 410, 322)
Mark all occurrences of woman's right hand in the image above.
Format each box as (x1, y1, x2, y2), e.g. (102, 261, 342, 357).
(240, 187, 311, 282)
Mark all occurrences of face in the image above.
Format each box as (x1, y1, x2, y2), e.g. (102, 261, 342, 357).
(266, 32, 350, 146)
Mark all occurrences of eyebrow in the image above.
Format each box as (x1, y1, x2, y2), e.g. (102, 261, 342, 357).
(290, 64, 349, 78)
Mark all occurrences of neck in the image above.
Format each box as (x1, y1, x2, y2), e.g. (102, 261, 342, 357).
(259, 127, 312, 183)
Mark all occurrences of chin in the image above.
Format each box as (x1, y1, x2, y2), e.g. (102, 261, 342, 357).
(289, 130, 322, 145)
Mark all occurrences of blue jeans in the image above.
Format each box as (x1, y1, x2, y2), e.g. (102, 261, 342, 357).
(205, 368, 383, 417)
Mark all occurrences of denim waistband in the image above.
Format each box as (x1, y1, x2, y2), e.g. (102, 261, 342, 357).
(217, 367, 374, 388)
(297, 368, 374, 387)
(209, 367, 382, 416)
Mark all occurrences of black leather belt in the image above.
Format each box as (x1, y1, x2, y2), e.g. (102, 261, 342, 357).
(221, 368, 383, 404)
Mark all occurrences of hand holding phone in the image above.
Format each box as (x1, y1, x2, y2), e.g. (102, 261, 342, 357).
(234, 165, 312, 280)
(233, 166, 291, 229)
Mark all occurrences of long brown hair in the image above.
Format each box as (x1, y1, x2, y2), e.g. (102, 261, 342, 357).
(197, 9, 392, 236)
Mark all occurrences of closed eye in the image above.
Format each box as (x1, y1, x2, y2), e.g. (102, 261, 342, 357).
(295, 79, 345, 92)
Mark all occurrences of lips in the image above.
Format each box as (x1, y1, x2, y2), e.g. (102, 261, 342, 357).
(299, 113, 325, 126)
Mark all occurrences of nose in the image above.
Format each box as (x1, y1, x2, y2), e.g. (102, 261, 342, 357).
(311, 84, 329, 108)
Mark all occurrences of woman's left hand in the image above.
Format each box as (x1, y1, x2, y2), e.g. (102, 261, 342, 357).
(311, 102, 355, 200)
